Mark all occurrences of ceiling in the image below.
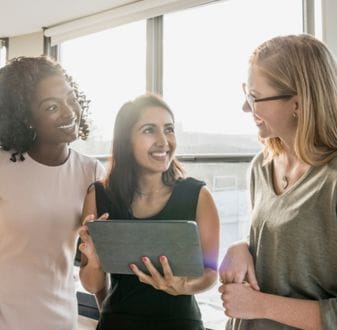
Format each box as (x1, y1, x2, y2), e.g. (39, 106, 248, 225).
(0, 0, 139, 38)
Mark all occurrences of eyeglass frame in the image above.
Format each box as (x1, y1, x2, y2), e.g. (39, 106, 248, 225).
(242, 83, 296, 111)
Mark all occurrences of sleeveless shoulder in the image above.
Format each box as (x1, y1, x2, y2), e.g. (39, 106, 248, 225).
(93, 181, 112, 217)
(175, 177, 205, 193)
(161, 177, 206, 221)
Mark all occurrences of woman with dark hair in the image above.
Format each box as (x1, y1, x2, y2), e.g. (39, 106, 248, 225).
(79, 94, 219, 330)
(0, 56, 104, 330)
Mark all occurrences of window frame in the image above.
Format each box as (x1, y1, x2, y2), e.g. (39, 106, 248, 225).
(147, 0, 309, 96)
(0, 37, 9, 67)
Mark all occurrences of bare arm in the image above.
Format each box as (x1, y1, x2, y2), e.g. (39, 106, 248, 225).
(220, 283, 322, 330)
(184, 186, 219, 294)
(79, 187, 109, 300)
(262, 293, 322, 330)
(219, 241, 259, 290)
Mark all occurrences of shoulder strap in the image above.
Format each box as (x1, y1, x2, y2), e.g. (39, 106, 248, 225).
(164, 177, 205, 221)
(94, 181, 111, 217)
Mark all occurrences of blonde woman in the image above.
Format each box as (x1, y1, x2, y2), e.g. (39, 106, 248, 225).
(219, 34, 337, 329)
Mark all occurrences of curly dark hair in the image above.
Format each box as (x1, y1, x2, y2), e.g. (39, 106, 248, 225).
(0, 56, 90, 160)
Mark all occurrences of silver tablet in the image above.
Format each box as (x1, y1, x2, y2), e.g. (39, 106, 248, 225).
(87, 220, 204, 277)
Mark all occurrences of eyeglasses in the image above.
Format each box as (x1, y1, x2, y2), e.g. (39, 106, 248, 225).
(242, 83, 295, 112)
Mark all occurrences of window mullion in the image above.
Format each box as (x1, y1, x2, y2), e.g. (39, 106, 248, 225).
(146, 16, 163, 95)
(0, 38, 9, 67)
(302, 0, 315, 35)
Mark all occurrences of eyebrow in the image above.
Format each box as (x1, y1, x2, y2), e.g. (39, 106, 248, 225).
(138, 123, 174, 130)
(38, 90, 75, 109)
(243, 84, 261, 96)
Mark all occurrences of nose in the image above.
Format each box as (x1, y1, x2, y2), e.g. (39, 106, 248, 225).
(61, 101, 76, 120)
(155, 131, 168, 147)
(242, 99, 252, 113)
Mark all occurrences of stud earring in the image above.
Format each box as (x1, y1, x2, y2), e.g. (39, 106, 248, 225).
(28, 125, 37, 141)
(292, 112, 298, 119)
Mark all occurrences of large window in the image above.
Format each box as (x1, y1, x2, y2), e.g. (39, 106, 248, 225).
(61, 20, 146, 155)
(164, 0, 303, 154)
(61, 1, 304, 329)
(162, 2, 302, 328)
(61, 0, 303, 157)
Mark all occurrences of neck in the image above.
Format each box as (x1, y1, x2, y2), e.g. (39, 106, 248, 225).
(278, 135, 299, 166)
(28, 143, 70, 166)
(136, 173, 166, 196)
(276, 148, 310, 191)
(279, 148, 306, 170)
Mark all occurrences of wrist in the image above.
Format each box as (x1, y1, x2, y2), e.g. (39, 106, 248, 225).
(257, 291, 271, 319)
(86, 259, 103, 271)
(233, 240, 249, 248)
(230, 241, 249, 254)
(178, 278, 191, 295)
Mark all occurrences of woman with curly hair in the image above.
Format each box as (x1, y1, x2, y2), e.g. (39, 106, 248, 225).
(0, 56, 104, 330)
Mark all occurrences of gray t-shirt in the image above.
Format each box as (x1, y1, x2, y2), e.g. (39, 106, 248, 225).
(227, 152, 337, 330)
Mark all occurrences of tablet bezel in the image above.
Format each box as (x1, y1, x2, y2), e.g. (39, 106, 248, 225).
(87, 220, 204, 277)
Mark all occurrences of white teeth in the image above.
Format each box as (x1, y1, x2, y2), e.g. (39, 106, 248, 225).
(58, 122, 75, 129)
(151, 152, 167, 157)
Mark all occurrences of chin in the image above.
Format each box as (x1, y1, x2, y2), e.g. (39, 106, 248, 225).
(146, 165, 170, 175)
(257, 128, 272, 139)
(65, 129, 79, 143)
(56, 135, 77, 145)
(67, 134, 78, 143)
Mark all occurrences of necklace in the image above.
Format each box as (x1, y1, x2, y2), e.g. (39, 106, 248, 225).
(281, 175, 289, 190)
(135, 186, 166, 196)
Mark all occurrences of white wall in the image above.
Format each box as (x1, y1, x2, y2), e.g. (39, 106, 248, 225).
(8, 31, 44, 59)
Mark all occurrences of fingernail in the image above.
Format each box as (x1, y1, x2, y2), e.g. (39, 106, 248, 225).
(129, 264, 136, 270)
(142, 257, 148, 262)
(160, 256, 167, 262)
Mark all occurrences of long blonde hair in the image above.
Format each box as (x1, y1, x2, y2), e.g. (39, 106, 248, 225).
(250, 34, 337, 166)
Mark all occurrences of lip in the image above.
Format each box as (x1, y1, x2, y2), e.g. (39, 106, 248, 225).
(57, 119, 77, 129)
(253, 115, 263, 126)
(149, 151, 170, 160)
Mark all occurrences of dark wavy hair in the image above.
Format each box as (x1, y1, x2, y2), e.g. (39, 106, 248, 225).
(104, 93, 185, 218)
(0, 56, 90, 161)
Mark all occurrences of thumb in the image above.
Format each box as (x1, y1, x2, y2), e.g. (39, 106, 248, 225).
(98, 212, 109, 221)
(247, 266, 260, 291)
(82, 214, 95, 226)
(78, 242, 87, 255)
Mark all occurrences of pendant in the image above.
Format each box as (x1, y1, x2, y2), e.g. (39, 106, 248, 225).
(282, 176, 289, 190)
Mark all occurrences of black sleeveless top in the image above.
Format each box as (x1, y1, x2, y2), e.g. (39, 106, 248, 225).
(94, 177, 206, 330)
